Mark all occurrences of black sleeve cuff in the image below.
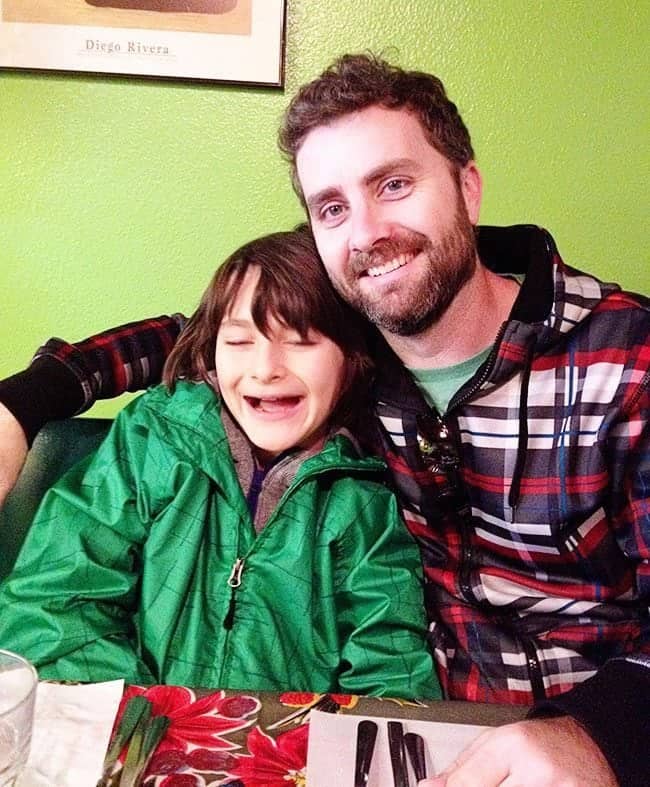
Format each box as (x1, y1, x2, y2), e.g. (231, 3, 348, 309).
(530, 657, 650, 786)
(0, 356, 85, 446)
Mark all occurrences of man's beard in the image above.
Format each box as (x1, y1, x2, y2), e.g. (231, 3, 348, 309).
(332, 205, 477, 337)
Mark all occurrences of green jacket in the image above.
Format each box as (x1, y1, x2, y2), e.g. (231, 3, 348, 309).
(0, 382, 439, 699)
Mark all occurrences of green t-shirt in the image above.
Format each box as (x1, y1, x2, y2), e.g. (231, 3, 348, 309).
(409, 346, 491, 414)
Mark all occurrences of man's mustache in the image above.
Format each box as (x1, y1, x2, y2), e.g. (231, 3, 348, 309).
(349, 230, 429, 274)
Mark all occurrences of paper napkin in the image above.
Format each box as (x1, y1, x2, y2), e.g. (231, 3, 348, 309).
(306, 709, 489, 787)
(17, 680, 124, 787)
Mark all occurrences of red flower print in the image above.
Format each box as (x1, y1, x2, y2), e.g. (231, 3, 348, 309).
(228, 724, 309, 786)
(114, 686, 260, 755)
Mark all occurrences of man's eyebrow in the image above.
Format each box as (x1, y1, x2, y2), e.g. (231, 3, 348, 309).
(305, 186, 341, 214)
(305, 158, 418, 213)
(362, 158, 418, 185)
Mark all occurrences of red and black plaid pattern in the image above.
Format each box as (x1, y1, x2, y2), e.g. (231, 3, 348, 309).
(372, 228, 650, 704)
(32, 314, 186, 413)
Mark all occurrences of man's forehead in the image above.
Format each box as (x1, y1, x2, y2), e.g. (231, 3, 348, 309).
(296, 107, 453, 205)
(299, 105, 424, 151)
(296, 105, 432, 189)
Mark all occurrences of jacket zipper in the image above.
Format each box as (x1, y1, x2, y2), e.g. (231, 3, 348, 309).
(458, 519, 475, 603)
(404, 324, 509, 606)
(445, 325, 547, 699)
(220, 459, 379, 632)
(441, 322, 509, 603)
(223, 557, 245, 630)
(448, 321, 507, 412)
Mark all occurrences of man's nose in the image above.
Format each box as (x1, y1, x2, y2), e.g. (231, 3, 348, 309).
(251, 341, 285, 382)
(348, 200, 390, 253)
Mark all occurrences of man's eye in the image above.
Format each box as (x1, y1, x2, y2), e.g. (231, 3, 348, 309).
(384, 178, 407, 193)
(320, 203, 345, 222)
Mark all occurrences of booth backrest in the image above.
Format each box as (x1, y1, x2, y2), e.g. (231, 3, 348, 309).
(0, 418, 112, 580)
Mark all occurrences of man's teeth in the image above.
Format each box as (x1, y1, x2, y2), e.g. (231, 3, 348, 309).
(366, 254, 410, 277)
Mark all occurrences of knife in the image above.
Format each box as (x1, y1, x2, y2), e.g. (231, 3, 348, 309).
(354, 720, 378, 787)
(387, 721, 409, 787)
(404, 732, 427, 782)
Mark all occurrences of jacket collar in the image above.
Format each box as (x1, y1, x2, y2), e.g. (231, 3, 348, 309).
(477, 224, 556, 324)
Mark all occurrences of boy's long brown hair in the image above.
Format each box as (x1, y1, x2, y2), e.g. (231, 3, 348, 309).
(163, 225, 373, 431)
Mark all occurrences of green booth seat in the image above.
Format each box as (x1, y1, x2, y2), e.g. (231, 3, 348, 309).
(0, 418, 112, 581)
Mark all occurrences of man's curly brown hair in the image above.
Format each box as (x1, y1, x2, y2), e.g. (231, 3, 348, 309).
(278, 52, 474, 204)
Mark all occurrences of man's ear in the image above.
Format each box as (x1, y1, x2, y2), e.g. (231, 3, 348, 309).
(459, 162, 482, 225)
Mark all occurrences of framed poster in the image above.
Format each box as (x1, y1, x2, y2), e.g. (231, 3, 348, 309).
(0, 0, 286, 86)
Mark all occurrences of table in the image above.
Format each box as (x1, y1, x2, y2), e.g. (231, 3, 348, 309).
(104, 686, 528, 785)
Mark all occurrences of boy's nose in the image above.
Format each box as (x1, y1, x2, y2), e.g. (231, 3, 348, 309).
(251, 341, 285, 382)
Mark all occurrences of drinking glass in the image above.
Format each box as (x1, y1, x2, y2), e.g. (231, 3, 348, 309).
(0, 650, 37, 786)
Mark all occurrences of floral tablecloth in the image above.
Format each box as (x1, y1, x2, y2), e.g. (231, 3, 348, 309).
(103, 685, 527, 787)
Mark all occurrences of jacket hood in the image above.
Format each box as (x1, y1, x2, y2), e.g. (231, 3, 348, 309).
(480, 224, 620, 350)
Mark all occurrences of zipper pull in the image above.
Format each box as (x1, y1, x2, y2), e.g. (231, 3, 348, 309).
(224, 558, 245, 630)
(227, 558, 245, 588)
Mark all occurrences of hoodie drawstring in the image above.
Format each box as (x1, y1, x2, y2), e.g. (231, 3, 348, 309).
(508, 338, 537, 522)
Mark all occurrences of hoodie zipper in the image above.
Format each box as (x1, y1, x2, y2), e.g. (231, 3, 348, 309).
(223, 557, 245, 630)
(443, 322, 545, 698)
(447, 321, 507, 412)
(426, 334, 506, 607)
(220, 456, 383, 632)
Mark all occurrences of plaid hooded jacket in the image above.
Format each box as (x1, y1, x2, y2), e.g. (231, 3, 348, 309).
(2, 225, 649, 784)
(369, 226, 650, 703)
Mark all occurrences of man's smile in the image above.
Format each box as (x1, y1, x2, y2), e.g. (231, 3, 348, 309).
(365, 253, 414, 278)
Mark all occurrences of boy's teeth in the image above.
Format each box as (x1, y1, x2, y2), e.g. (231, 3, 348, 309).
(367, 254, 409, 277)
(254, 396, 300, 413)
(258, 400, 284, 413)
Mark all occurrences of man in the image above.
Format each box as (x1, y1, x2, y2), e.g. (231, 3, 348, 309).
(1, 54, 648, 785)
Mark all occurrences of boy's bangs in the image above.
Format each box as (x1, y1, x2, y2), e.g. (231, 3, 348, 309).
(218, 267, 247, 316)
(249, 264, 322, 338)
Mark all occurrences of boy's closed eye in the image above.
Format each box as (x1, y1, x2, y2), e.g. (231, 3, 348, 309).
(282, 335, 317, 347)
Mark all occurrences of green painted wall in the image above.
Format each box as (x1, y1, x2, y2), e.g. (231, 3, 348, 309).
(1, 0, 648, 417)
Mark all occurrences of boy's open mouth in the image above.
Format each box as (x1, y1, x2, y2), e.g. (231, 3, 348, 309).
(244, 396, 302, 413)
